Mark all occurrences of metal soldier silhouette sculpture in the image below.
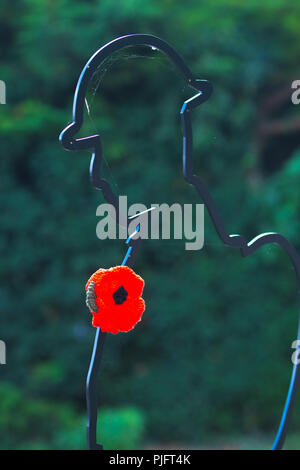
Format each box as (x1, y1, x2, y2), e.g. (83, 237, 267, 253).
(60, 34, 300, 450)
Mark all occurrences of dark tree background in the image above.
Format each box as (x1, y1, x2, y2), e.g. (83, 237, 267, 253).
(1, 0, 300, 449)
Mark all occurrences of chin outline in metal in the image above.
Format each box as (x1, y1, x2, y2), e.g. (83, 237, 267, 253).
(60, 33, 300, 451)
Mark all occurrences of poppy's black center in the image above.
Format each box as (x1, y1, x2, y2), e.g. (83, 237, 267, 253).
(113, 286, 128, 305)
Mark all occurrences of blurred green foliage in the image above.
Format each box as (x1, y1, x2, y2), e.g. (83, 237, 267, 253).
(0, 381, 144, 449)
(1, 0, 300, 449)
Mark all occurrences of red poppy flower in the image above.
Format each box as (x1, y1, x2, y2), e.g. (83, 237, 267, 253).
(85, 266, 145, 334)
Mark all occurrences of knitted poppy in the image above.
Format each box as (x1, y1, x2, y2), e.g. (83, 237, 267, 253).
(85, 266, 145, 334)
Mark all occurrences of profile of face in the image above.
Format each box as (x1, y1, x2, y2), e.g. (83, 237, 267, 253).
(59, 34, 212, 230)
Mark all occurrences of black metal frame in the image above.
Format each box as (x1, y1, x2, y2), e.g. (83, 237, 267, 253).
(60, 34, 300, 450)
